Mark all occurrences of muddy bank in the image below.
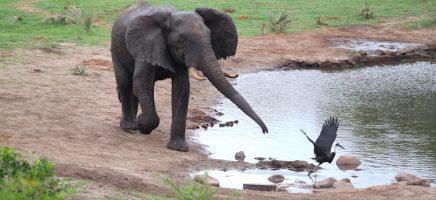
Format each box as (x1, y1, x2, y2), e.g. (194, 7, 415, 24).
(276, 42, 436, 70)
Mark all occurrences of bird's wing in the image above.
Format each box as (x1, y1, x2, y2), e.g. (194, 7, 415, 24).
(315, 117, 339, 155)
(300, 129, 324, 156)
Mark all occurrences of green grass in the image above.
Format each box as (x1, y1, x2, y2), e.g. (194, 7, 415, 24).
(1, 0, 435, 51)
(405, 16, 436, 28)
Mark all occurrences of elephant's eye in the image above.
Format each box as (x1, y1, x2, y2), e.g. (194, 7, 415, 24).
(169, 33, 185, 48)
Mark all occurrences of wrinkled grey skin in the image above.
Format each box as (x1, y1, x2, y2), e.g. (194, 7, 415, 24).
(111, 2, 268, 152)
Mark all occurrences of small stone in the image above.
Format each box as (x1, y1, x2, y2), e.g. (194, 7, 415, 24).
(235, 151, 246, 161)
(395, 173, 430, 187)
(268, 174, 285, 184)
(276, 186, 288, 192)
(336, 155, 361, 170)
(333, 179, 354, 189)
(313, 177, 336, 189)
(340, 178, 351, 183)
(194, 174, 219, 187)
(33, 68, 42, 72)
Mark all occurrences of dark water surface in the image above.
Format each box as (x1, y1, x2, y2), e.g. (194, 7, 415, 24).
(195, 62, 436, 191)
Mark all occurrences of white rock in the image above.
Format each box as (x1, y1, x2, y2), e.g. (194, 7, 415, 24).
(336, 155, 361, 170)
(194, 174, 220, 187)
(395, 173, 430, 187)
(333, 180, 354, 189)
(313, 177, 336, 189)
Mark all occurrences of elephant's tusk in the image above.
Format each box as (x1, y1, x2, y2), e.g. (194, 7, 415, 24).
(189, 67, 206, 81)
(224, 71, 239, 78)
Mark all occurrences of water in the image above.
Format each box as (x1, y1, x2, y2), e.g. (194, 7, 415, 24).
(195, 62, 436, 191)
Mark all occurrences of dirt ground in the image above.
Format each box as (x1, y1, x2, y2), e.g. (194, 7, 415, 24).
(1, 22, 436, 199)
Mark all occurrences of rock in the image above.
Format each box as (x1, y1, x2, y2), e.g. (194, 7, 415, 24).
(336, 155, 361, 170)
(395, 173, 430, 187)
(276, 186, 288, 192)
(194, 174, 219, 187)
(243, 183, 276, 191)
(313, 177, 336, 189)
(340, 178, 351, 183)
(333, 179, 354, 189)
(235, 151, 246, 161)
(268, 174, 285, 183)
(256, 159, 317, 171)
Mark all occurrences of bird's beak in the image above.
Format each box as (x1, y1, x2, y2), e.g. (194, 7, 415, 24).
(336, 143, 345, 149)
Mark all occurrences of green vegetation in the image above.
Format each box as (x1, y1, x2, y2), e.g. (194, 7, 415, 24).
(405, 16, 436, 28)
(269, 12, 292, 33)
(0, 147, 72, 199)
(361, 0, 374, 20)
(71, 65, 88, 76)
(0, 0, 435, 50)
(147, 174, 239, 200)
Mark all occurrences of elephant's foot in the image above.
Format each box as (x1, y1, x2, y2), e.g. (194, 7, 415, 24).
(137, 114, 160, 135)
(120, 116, 138, 130)
(167, 138, 189, 152)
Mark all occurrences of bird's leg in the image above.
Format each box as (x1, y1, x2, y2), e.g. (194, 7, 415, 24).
(308, 172, 315, 184)
(314, 163, 321, 182)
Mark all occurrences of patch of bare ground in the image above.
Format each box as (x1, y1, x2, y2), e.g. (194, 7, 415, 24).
(14, 0, 48, 15)
(1, 24, 435, 199)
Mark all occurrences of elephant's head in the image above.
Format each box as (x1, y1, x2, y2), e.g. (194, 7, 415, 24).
(125, 5, 268, 133)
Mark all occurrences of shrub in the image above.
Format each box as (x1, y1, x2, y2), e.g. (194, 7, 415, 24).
(268, 12, 292, 33)
(361, 0, 373, 20)
(45, 4, 84, 25)
(0, 147, 69, 200)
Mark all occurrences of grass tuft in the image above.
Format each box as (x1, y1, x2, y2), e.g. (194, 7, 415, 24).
(269, 12, 292, 33)
(72, 65, 88, 76)
(147, 174, 240, 200)
(361, 0, 373, 20)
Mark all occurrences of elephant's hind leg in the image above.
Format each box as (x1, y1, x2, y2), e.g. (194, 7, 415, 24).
(113, 56, 137, 130)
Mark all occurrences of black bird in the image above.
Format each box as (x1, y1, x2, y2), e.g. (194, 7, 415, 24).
(300, 117, 344, 180)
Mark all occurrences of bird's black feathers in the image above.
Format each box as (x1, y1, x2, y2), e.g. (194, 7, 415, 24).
(300, 117, 340, 164)
(315, 117, 339, 156)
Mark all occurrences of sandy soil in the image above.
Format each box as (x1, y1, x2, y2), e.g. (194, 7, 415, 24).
(1, 23, 436, 199)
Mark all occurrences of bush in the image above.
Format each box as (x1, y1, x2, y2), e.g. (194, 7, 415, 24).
(45, 4, 84, 25)
(269, 12, 292, 33)
(361, 0, 373, 20)
(0, 147, 69, 200)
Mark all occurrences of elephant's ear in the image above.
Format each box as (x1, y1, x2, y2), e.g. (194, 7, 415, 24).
(125, 12, 175, 72)
(195, 8, 238, 60)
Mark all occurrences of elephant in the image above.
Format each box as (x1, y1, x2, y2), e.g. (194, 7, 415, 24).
(111, 2, 268, 152)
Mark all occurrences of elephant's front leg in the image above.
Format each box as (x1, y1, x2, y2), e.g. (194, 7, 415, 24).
(167, 67, 190, 152)
(133, 62, 160, 134)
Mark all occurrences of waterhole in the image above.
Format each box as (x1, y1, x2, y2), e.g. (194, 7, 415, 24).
(195, 62, 436, 192)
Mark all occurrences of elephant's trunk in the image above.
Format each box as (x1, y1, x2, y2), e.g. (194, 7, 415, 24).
(198, 52, 268, 133)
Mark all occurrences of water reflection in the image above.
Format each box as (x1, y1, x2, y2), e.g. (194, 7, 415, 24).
(196, 62, 436, 189)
